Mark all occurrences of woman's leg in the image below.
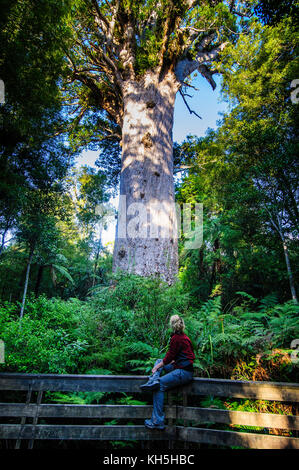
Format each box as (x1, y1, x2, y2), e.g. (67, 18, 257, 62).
(140, 359, 173, 390)
(148, 368, 193, 427)
(151, 359, 164, 380)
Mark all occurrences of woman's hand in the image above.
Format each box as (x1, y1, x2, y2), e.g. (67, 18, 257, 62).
(152, 362, 163, 374)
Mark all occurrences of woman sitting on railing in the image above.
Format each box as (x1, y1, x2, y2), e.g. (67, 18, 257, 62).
(140, 314, 195, 430)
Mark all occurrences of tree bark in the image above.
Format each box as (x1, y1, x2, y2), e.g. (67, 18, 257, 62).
(282, 239, 298, 304)
(209, 238, 220, 295)
(262, 202, 298, 304)
(0, 223, 10, 256)
(113, 72, 179, 284)
(92, 234, 102, 288)
(20, 246, 34, 319)
(0, 230, 7, 256)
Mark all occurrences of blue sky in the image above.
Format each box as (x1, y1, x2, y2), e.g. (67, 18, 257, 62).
(173, 74, 229, 141)
(75, 74, 229, 246)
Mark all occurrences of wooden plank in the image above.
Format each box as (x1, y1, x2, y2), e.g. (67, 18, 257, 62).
(177, 426, 299, 449)
(0, 403, 177, 419)
(2, 423, 298, 448)
(2, 403, 297, 430)
(0, 424, 176, 441)
(0, 373, 298, 401)
(186, 378, 299, 402)
(0, 374, 146, 393)
(296, 403, 299, 438)
(177, 406, 299, 430)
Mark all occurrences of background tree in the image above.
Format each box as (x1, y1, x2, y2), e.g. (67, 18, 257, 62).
(17, 189, 71, 319)
(217, 15, 298, 302)
(253, 0, 298, 26)
(0, 0, 75, 256)
(68, 166, 115, 288)
(176, 14, 298, 305)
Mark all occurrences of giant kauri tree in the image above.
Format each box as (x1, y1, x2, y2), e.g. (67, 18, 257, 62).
(65, 0, 253, 283)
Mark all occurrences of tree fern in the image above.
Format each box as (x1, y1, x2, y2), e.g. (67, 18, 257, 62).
(52, 264, 74, 284)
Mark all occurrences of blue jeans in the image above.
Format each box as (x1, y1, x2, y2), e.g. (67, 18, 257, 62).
(150, 359, 193, 426)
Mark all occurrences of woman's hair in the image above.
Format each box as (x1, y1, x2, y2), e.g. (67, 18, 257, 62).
(169, 314, 185, 334)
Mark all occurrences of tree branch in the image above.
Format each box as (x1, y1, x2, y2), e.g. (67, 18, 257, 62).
(89, 41, 124, 87)
(179, 89, 202, 119)
(184, 0, 198, 9)
(175, 41, 228, 83)
(72, 70, 122, 125)
(198, 64, 217, 90)
(90, 0, 110, 31)
(181, 81, 200, 91)
(158, 9, 172, 72)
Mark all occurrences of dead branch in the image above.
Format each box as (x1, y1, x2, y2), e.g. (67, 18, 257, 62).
(179, 89, 202, 119)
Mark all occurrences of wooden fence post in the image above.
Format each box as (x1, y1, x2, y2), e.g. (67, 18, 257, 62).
(168, 391, 176, 449)
(28, 388, 43, 449)
(15, 382, 32, 449)
(295, 403, 299, 439)
(183, 391, 189, 450)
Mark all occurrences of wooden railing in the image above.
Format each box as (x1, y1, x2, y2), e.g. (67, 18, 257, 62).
(0, 373, 298, 449)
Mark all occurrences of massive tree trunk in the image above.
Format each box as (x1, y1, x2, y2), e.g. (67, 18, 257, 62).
(112, 72, 179, 284)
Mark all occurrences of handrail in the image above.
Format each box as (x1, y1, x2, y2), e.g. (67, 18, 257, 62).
(0, 373, 298, 400)
(0, 373, 298, 449)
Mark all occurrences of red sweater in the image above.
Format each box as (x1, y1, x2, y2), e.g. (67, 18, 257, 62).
(163, 332, 195, 369)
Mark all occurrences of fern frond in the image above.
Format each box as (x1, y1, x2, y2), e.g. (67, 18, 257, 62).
(128, 341, 158, 356)
(236, 292, 258, 303)
(258, 293, 279, 312)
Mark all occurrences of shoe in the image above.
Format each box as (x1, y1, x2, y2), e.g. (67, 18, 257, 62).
(139, 380, 160, 391)
(144, 419, 165, 430)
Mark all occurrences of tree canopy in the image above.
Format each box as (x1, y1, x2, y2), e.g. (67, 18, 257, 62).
(62, 0, 254, 148)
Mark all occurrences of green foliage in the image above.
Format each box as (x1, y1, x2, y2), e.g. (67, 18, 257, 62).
(135, 29, 162, 73)
(127, 341, 161, 373)
(184, 292, 299, 380)
(200, 395, 226, 410)
(0, 273, 189, 375)
(176, 14, 298, 309)
(0, 295, 90, 373)
(0, 273, 297, 384)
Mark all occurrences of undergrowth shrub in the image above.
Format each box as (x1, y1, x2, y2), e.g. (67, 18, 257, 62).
(0, 275, 298, 382)
(187, 292, 299, 381)
(0, 295, 91, 373)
